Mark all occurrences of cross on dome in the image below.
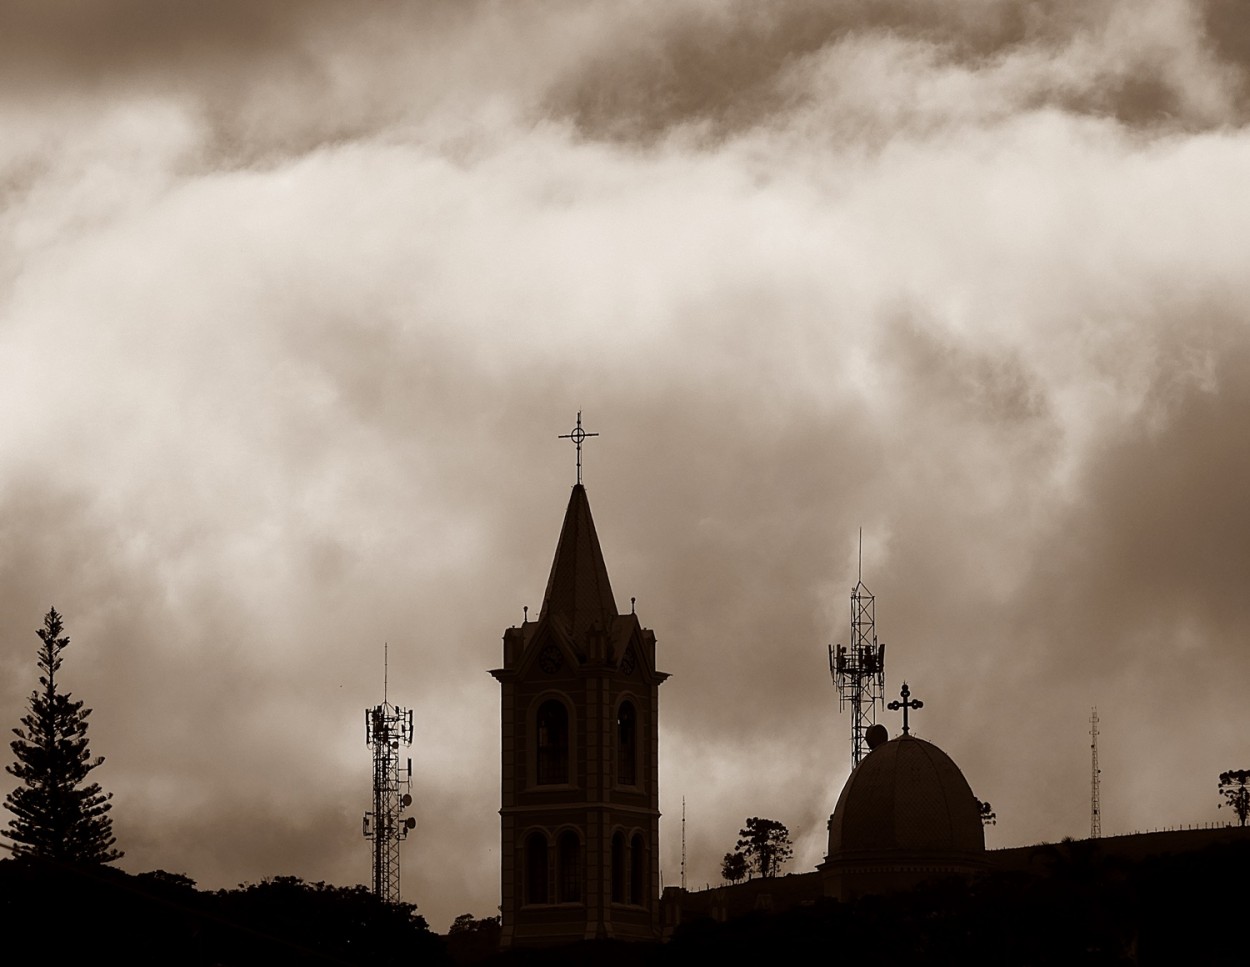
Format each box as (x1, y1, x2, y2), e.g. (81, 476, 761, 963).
(887, 681, 924, 735)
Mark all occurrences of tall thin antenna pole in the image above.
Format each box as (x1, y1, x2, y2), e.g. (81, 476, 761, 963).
(1090, 707, 1101, 839)
(829, 532, 887, 769)
(363, 648, 416, 902)
(680, 796, 687, 890)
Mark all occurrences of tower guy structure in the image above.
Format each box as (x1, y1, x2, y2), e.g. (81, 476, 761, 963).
(1090, 706, 1101, 839)
(829, 533, 886, 769)
(362, 650, 416, 903)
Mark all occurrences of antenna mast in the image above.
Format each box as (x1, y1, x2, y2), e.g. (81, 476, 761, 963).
(363, 644, 417, 902)
(1090, 707, 1101, 839)
(680, 796, 687, 890)
(829, 530, 887, 769)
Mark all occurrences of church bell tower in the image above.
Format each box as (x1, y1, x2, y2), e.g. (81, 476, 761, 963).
(491, 421, 668, 946)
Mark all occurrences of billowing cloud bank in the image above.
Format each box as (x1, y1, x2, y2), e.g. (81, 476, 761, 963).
(1, 0, 1248, 930)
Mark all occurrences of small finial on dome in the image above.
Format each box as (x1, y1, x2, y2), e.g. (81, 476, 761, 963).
(865, 723, 888, 750)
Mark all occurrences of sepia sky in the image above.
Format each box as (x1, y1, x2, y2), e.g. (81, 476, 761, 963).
(2, 0, 1250, 932)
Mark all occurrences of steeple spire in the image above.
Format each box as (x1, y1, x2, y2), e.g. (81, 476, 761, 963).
(539, 484, 618, 639)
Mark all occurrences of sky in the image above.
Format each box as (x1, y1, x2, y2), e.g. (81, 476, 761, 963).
(1, 0, 1249, 933)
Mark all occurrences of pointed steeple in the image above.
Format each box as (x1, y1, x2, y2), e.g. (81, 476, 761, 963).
(539, 484, 618, 639)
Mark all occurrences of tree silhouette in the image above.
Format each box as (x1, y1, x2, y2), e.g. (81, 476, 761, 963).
(3, 608, 122, 863)
(735, 818, 793, 879)
(721, 850, 748, 884)
(447, 913, 501, 965)
(1219, 769, 1250, 826)
(213, 876, 436, 964)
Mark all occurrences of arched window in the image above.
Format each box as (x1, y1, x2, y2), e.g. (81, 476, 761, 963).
(525, 831, 549, 905)
(630, 833, 645, 905)
(536, 700, 569, 785)
(557, 830, 581, 903)
(610, 832, 626, 903)
(617, 701, 637, 786)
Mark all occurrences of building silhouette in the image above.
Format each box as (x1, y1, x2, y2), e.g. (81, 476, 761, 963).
(490, 483, 668, 946)
(819, 731, 987, 900)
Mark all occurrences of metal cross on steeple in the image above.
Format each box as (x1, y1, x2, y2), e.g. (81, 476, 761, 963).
(558, 411, 599, 485)
(888, 681, 924, 735)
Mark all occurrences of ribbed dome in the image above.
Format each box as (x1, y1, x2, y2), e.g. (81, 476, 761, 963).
(827, 735, 984, 856)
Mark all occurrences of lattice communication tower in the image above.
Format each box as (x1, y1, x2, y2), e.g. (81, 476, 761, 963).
(362, 652, 416, 903)
(828, 536, 887, 769)
(1090, 706, 1101, 839)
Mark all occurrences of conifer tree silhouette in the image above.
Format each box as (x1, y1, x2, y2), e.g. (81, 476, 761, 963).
(4, 608, 122, 863)
(1219, 770, 1250, 827)
(735, 817, 793, 879)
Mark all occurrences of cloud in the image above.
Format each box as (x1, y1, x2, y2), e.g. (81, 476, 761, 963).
(545, 0, 1246, 141)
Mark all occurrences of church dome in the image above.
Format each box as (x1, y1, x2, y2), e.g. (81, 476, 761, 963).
(826, 734, 984, 856)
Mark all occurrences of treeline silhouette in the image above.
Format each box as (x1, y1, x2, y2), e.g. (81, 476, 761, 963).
(0, 860, 445, 966)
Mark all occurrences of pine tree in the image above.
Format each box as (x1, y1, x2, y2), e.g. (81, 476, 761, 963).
(4, 608, 122, 863)
(735, 817, 793, 879)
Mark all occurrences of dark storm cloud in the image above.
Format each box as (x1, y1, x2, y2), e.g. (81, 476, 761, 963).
(0, 1, 306, 66)
(546, 0, 1249, 140)
(0, 1, 484, 166)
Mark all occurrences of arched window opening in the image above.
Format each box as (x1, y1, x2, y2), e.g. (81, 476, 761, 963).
(617, 701, 637, 786)
(610, 832, 626, 903)
(525, 831, 549, 905)
(536, 700, 569, 785)
(557, 831, 581, 903)
(630, 833, 645, 905)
